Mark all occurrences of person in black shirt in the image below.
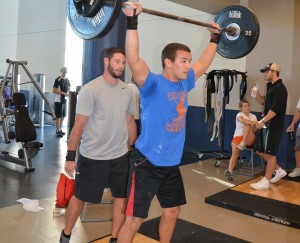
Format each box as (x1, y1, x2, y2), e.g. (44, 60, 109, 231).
(250, 63, 288, 190)
(53, 67, 70, 137)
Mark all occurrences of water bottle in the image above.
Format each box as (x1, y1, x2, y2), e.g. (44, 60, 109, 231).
(288, 130, 295, 142)
(251, 83, 259, 98)
(53, 207, 66, 217)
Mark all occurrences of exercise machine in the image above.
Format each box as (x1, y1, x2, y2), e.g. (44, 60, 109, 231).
(0, 59, 56, 172)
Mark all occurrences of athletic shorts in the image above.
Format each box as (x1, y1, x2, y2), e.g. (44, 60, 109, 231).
(261, 126, 283, 156)
(232, 135, 255, 147)
(55, 101, 66, 118)
(74, 152, 129, 203)
(296, 127, 300, 151)
(232, 136, 243, 144)
(125, 148, 186, 218)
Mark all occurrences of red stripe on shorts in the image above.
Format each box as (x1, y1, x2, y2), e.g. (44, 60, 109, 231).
(126, 171, 136, 216)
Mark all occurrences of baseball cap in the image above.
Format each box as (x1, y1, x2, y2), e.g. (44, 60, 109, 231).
(260, 63, 281, 73)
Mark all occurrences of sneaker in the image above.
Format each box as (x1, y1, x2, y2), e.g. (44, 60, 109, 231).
(236, 141, 246, 150)
(224, 169, 234, 181)
(56, 131, 63, 138)
(288, 167, 300, 178)
(109, 238, 117, 243)
(270, 168, 287, 183)
(60, 130, 66, 136)
(59, 230, 71, 243)
(224, 169, 233, 176)
(250, 177, 269, 190)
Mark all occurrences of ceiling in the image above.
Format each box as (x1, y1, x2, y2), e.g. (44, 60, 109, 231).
(167, 0, 240, 15)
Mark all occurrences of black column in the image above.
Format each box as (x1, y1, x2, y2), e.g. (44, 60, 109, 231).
(81, 12, 126, 85)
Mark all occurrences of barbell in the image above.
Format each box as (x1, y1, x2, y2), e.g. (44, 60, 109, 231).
(66, 0, 260, 59)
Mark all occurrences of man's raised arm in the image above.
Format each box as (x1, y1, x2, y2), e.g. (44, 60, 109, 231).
(192, 22, 220, 80)
(123, 2, 149, 88)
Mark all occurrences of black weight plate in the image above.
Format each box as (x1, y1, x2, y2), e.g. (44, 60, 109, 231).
(214, 5, 260, 59)
(66, 0, 123, 40)
(81, 0, 104, 17)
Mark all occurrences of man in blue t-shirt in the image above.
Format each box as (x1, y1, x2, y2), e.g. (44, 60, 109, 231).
(119, 2, 220, 242)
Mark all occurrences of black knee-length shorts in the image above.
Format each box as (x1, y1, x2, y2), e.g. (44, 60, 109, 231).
(125, 148, 186, 218)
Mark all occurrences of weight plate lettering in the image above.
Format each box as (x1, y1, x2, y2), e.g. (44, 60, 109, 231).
(66, 0, 123, 40)
(214, 5, 260, 59)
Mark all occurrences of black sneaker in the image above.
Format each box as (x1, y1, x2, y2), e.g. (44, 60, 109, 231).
(56, 131, 63, 138)
(60, 130, 66, 136)
(59, 230, 71, 243)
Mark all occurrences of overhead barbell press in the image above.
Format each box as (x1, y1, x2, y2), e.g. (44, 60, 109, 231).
(66, 0, 260, 59)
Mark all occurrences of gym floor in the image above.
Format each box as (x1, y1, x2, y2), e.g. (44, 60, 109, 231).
(0, 126, 299, 243)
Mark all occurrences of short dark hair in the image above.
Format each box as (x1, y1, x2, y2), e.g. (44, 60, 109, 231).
(103, 47, 125, 60)
(239, 100, 249, 109)
(161, 43, 191, 69)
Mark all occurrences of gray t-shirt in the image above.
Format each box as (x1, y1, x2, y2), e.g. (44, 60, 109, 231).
(76, 76, 135, 160)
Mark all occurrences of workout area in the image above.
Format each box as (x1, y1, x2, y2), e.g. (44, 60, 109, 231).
(1, 0, 300, 242)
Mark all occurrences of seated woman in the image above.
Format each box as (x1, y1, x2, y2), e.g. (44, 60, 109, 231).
(225, 100, 257, 179)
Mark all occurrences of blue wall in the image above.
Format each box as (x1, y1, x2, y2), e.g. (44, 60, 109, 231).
(185, 106, 296, 170)
(82, 11, 126, 85)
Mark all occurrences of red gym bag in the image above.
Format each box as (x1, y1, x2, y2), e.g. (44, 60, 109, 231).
(55, 173, 75, 207)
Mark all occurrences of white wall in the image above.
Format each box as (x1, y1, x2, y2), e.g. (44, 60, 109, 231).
(17, 0, 67, 91)
(125, 0, 246, 110)
(247, 0, 297, 114)
(0, 0, 67, 92)
(0, 0, 19, 70)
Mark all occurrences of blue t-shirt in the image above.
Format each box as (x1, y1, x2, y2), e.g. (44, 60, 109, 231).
(135, 69, 195, 166)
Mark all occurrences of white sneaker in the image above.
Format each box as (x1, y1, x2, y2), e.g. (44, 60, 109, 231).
(270, 168, 287, 183)
(250, 177, 269, 190)
(236, 141, 246, 150)
(288, 167, 300, 178)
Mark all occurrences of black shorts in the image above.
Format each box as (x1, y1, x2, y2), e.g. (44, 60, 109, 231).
(74, 152, 129, 203)
(55, 101, 66, 118)
(125, 149, 186, 218)
(258, 126, 283, 156)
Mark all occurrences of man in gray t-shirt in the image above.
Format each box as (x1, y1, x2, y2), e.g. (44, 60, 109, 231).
(59, 47, 137, 243)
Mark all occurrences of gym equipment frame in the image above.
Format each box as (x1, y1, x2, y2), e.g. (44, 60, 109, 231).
(0, 59, 56, 172)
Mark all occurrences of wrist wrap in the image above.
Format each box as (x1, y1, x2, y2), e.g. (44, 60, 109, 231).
(210, 33, 221, 44)
(66, 150, 76, 161)
(126, 15, 138, 30)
